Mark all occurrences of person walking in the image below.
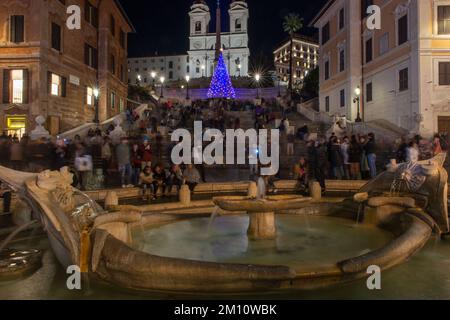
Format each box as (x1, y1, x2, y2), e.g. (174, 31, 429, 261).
(116, 137, 133, 188)
(329, 137, 344, 180)
(131, 143, 142, 186)
(340, 136, 350, 180)
(365, 133, 377, 179)
(348, 135, 362, 180)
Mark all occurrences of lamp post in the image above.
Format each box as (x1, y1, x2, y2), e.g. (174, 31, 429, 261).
(151, 71, 157, 92)
(354, 86, 362, 122)
(238, 64, 242, 77)
(160, 76, 165, 99)
(255, 73, 261, 99)
(93, 88, 100, 124)
(185, 75, 190, 100)
(201, 64, 206, 78)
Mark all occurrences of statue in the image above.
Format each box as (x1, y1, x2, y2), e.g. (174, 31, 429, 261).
(29, 116, 51, 141)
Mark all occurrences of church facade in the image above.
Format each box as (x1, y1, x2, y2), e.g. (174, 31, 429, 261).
(128, 0, 250, 84)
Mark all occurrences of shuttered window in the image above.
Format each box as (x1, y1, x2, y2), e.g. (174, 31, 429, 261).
(10, 15, 24, 43)
(51, 22, 62, 51)
(438, 6, 450, 35)
(439, 62, 450, 85)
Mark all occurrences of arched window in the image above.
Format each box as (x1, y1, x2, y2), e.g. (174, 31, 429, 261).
(235, 19, 242, 31)
(195, 21, 202, 33)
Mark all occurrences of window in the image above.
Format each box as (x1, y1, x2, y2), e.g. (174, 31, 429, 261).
(110, 91, 116, 109)
(48, 72, 66, 97)
(339, 48, 345, 72)
(361, 0, 374, 18)
(235, 19, 242, 31)
(438, 6, 450, 35)
(340, 89, 345, 107)
(325, 96, 330, 112)
(169, 61, 173, 69)
(51, 73, 60, 96)
(339, 8, 345, 30)
(379, 33, 389, 55)
(120, 65, 125, 82)
(10, 15, 24, 43)
(85, 1, 98, 28)
(119, 98, 124, 112)
(51, 22, 61, 51)
(195, 21, 201, 33)
(366, 82, 373, 102)
(86, 87, 93, 106)
(3, 69, 28, 104)
(322, 22, 330, 44)
(324, 60, 330, 80)
(120, 29, 126, 48)
(187, 65, 190, 73)
(110, 54, 116, 75)
(169, 71, 173, 79)
(365, 38, 373, 63)
(439, 62, 450, 85)
(84, 44, 98, 69)
(11, 70, 24, 103)
(399, 68, 409, 91)
(110, 15, 115, 36)
(398, 15, 408, 45)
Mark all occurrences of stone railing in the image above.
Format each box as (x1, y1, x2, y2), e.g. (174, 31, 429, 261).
(85, 179, 367, 202)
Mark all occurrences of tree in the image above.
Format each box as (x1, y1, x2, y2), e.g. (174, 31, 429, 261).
(207, 53, 236, 99)
(283, 13, 304, 97)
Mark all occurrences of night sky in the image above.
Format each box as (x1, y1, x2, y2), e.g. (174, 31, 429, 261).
(121, 0, 328, 62)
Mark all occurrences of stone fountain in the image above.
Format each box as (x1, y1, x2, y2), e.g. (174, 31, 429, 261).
(0, 154, 448, 294)
(213, 177, 312, 240)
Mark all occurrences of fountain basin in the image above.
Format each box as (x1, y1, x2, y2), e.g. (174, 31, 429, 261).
(213, 195, 312, 213)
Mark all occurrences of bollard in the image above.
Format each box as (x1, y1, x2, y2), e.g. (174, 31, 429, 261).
(248, 181, 258, 198)
(179, 184, 191, 205)
(309, 181, 322, 201)
(104, 191, 119, 210)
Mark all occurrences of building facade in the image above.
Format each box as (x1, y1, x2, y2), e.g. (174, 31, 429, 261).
(128, 0, 250, 85)
(0, 0, 133, 136)
(311, 0, 450, 137)
(273, 35, 319, 85)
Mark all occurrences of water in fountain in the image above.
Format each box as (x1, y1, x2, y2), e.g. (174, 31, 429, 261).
(207, 206, 221, 234)
(256, 177, 266, 200)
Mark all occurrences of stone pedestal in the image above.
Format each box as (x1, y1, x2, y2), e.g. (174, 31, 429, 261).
(179, 185, 191, 205)
(104, 191, 118, 210)
(247, 181, 258, 198)
(309, 181, 322, 201)
(247, 212, 277, 240)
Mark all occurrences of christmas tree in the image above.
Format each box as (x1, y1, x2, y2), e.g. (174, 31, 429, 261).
(207, 53, 236, 99)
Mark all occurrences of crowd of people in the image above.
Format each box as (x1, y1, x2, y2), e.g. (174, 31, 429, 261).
(291, 132, 449, 193)
(0, 100, 449, 203)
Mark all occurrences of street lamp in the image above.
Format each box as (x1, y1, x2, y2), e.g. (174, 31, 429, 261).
(93, 88, 100, 124)
(185, 75, 190, 100)
(160, 76, 165, 99)
(255, 73, 261, 99)
(137, 75, 141, 85)
(238, 64, 242, 77)
(354, 86, 362, 122)
(150, 71, 157, 91)
(201, 64, 206, 78)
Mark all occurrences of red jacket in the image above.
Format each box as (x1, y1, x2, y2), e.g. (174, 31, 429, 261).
(140, 144, 152, 162)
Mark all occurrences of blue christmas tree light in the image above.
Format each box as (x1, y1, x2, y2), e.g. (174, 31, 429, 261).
(207, 53, 236, 99)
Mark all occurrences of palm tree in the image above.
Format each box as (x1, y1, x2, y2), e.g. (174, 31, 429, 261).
(283, 13, 304, 96)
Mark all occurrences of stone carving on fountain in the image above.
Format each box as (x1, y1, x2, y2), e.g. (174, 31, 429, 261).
(355, 153, 449, 234)
(29, 116, 51, 141)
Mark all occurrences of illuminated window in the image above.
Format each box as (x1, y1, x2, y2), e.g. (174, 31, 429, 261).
(51, 73, 61, 96)
(87, 87, 93, 105)
(11, 70, 24, 104)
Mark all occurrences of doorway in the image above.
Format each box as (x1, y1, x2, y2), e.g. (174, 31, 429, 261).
(6, 115, 27, 139)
